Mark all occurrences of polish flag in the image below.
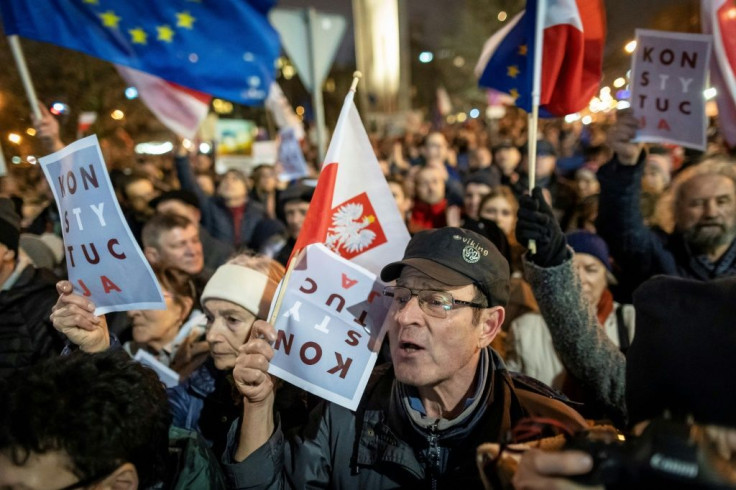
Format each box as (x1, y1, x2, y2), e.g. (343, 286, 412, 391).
(702, 0, 736, 147)
(476, 0, 605, 117)
(115, 65, 212, 139)
(290, 90, 410, 276)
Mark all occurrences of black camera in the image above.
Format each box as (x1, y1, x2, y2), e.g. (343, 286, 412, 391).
(564, 417, 736, 489)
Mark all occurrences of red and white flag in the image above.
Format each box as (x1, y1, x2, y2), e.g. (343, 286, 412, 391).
(115, 65, 212, 139)
(702, 0, 736, 147)
(291, 90, 410, 276)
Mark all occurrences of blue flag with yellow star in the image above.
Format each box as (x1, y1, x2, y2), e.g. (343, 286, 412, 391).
(0, 0, 280, 106)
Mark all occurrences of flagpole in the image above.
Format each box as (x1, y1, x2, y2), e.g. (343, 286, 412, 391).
(7, 35, 42, 121)
(266, 72, 364, 326)
(526, 0, 547, 255)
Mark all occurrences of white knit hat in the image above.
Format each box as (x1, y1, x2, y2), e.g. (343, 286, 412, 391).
(200, 264, 277, 319)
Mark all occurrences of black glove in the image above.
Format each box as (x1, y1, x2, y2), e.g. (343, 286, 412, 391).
(515, 187, 569, 267)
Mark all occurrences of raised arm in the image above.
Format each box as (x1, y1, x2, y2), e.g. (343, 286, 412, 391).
(516, 189, 628, 425)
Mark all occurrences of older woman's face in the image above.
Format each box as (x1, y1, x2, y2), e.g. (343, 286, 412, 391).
(204, 299, 256, 370)
(572, 252, 608, 307)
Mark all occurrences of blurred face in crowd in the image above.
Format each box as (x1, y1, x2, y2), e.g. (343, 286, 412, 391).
(155, 199, 200, 227)
(194, 153, 213, 172)
(424, 133, 448, 164)
(576, 170, 600, 200)
(0, 243, 16, 287)
(534, 154, 557, 179)
(125, 179, 157, 214)
(415, 167, 445, 205)
(128, 288, 192, 352)
(204, 299, 256, 370)
(642, 158, 669, 195)
(470, 147, 492, 171)
(463, 183, 492, 220)
(493, 147, 521, 176)
(480, 196, 516, 236)
(385, 267, 501, 404)
(253, 166, 277, 193)
(676, 174, 736, 252)
(284, 200, 310, 239)
(388, 181, 412, 217)
(148, 224, 204, 275)
(573, 252, 608, 307)
(217, 170, 248, 204)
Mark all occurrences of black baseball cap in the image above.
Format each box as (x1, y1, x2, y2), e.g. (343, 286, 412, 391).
(380, 227, 510, 307)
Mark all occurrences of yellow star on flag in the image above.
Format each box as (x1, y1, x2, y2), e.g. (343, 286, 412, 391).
(99, 10, 121, 28)
(129, 27, 147, 44)
(507, 65, 520, 78)
(176, 11, 196, 29)
(157, 25, 175, 42)
(518, 44, 528, 56)
(509, 88, 520, 101)
(83, 0, 99, 4)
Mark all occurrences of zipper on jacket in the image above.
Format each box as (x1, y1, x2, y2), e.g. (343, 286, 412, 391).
(427, 420, 441, 490)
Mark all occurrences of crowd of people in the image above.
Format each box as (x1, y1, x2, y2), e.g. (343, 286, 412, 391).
(1, 97, 736, 489)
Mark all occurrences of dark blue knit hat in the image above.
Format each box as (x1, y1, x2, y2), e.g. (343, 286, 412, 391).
(566, 230, 611, 271)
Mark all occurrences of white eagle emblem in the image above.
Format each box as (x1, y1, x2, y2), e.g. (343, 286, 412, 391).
(325, 202, 377, 255)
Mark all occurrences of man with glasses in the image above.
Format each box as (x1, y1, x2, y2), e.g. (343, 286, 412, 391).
(222, 227, 585, 488)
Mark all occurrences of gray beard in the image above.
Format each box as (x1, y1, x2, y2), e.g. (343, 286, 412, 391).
(683, 222, 736, 254)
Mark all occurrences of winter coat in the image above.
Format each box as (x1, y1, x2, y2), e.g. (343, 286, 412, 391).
(221, 349, 586, 489)
(0, 262, 64, 379)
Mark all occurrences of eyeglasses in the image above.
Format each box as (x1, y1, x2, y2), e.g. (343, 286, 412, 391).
(382, 286, 485, 319)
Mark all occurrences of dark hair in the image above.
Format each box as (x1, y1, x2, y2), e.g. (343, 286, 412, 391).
(142, 212, 195, 249)
(155, 265, 197, 314)
(0, 351, 171, 487)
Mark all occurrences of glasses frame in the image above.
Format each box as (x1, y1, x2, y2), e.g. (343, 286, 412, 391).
(383, 285, 486, 318)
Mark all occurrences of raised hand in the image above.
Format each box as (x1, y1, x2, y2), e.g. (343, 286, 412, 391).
(516, 187, 569, 268)
(32, 102, 64, 153)
(50, 280, 110, 353)
(233, 319, 277, 405)
(607, 109, 643, 165)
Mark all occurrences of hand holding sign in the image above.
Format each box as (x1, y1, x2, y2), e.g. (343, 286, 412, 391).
(233, 319, 278, 406)
(50, 280, 110, 353)
(608, 109, 643, 166)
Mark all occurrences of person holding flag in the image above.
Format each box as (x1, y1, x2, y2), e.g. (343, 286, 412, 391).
(217, 75, 586, 488)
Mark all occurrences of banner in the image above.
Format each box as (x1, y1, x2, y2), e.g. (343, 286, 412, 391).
(39, 135, 165, 315)
(268, 244, 386, 410)
(631, 29, 712, 150)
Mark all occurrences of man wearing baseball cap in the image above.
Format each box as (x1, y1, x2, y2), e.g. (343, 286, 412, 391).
(223, 227, 585, 488)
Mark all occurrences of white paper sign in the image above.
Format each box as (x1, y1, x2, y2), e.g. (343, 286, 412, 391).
(39, 135, 165, 315)
(268, 243, 388, 410)
(631, 29, 712, 150)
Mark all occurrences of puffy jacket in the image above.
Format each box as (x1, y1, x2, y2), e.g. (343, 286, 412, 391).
(0, 263, 64, 379)
(222, 349, 585, 489)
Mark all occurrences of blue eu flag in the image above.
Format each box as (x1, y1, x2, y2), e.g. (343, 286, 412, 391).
(0, 0, 281, 106)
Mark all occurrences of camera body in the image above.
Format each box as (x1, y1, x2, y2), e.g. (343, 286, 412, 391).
(564, 417, 736, 489)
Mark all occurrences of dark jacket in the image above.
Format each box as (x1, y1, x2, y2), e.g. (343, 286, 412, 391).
(175, 155, 272, 248)
(0, 263, 64, 379)
(596, 153, 736, 300)
(221, 349, 585, 489)
(169, 360, 240, 459)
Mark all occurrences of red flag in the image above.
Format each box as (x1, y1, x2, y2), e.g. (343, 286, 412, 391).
(702, 0, 736, 147)
(115, 65, 212, 139)
(291, 91, 410, 276)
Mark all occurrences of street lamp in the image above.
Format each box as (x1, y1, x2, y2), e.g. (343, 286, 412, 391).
(8, 133, 21, 144)
(624, 40, 637, 54)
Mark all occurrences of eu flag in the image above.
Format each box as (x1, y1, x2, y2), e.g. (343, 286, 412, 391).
(0, 0, 281, 106)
